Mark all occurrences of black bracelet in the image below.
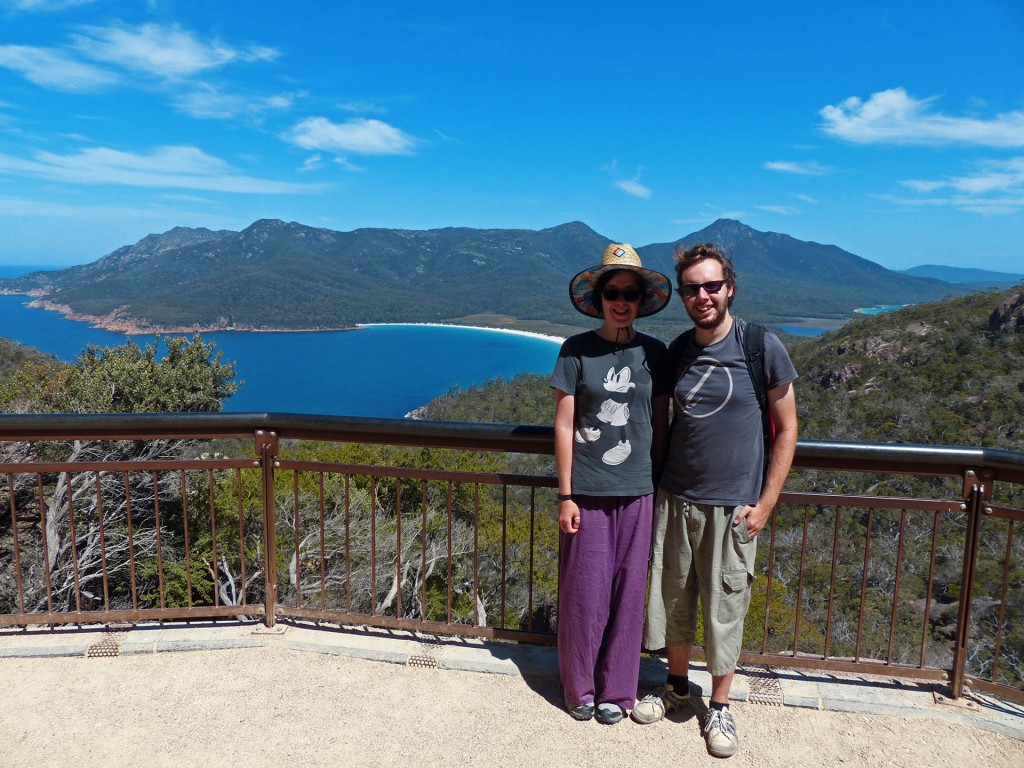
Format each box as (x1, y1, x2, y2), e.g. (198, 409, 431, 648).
(557, 493, 573, 502)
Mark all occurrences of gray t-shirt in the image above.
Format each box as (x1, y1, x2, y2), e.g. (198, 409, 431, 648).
(661, 319, 797, 506)
(550, 331, 668, 497)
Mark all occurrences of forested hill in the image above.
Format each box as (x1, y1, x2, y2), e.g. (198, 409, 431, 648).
(792, 287, 1024, 448)
(416, 287, 1024, 452)
(0, 218, 974, 334)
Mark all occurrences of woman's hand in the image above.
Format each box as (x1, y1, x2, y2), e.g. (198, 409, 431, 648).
(559, 498, 581, 534)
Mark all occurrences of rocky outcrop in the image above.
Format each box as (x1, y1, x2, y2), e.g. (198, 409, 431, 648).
(988, 291, 1024, 335)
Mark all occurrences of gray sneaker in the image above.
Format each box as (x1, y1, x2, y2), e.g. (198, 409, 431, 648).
(630, 684, 689, 724)
(703, 707, 738, 757)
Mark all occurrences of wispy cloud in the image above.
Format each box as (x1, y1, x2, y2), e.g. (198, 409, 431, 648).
(70, 22, 278, 79)
(763, 160, 828, 176)
(0, 44, 116, 92)
(2, 0, 96, 11)
(616, 179, 651, 199)
(286, 117, 415, 155)
(756, 205, 800, 216)
(0, 22, 279, 96)
(794, 194, 818, 204)
(894, 156, 1024, 215)
(603, 161, 651, 199)
(0, 145, 324, 193)
(174, 84, 297, 120)
(338, 100, 389, 115)
(821, 88, 1024, 147)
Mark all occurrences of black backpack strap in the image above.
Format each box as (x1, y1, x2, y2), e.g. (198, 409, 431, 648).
(743, 321, 768, 412)
(742, 321, 772, 475)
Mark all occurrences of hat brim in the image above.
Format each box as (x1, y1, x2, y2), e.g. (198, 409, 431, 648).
(569, 264, 672, 319)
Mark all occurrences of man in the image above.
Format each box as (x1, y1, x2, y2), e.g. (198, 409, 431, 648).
(632, 243, 798, 759)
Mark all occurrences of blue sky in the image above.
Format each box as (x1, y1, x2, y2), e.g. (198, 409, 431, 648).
(0, 0, 1022, 272)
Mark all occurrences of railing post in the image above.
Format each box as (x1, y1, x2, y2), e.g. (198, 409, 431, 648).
(256, 430, 279, 628)
(948, 467, 992, 699)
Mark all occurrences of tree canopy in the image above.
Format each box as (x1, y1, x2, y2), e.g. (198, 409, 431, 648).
(0, 334, 238, 414)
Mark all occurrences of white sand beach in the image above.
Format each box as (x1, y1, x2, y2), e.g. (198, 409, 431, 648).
(357, 322, 566, 345)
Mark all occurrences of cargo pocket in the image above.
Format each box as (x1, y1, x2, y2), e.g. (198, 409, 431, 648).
(718, 569, 752, 624)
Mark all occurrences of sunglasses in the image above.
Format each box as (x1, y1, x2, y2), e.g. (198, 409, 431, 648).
(678, 280, 727, 298)
(601, 287, 642, 303)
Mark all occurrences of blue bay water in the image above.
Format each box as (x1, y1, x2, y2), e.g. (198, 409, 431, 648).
(0, 293, 561, 418)
(774, 324, 830, 337)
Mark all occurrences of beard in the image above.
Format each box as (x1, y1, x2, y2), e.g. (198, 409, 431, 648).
(687, 301, 729, 330)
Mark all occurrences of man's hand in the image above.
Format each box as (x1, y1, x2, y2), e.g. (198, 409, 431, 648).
(733, 502, 770, 537)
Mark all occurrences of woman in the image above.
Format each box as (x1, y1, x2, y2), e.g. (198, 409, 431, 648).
(550, 243, 671, 724)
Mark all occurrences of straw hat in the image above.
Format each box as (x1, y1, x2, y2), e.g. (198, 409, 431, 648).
(568, 243, 672, 319)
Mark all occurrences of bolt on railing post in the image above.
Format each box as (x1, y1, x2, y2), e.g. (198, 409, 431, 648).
(948, 468, 987, 699)
(256, 430, 279, 628)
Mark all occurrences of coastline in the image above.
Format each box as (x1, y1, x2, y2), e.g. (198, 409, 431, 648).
(7, 294, 567, 342)
(19, 297, 358, 335)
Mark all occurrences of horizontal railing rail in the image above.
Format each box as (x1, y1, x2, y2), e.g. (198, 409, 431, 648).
(0, 412, 1020, 705)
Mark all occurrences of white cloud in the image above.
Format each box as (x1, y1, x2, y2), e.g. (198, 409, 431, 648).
(174, 84, 297, 120)
(338, 100, 388, 115)
(616, 179, 651, 199)
(756, 205, 800, 216)
(0, 145, 324, 193)
(2, 0, 96, 10)
(901, 180, 946, 194)
(71, 22, 278, 79)
(0, 23, 279, 97)
(0, 44, 116, 92)
(794, 194, 818, 204)
(763, 160, 828, 176)
(821, 88, 1024, 147)
(893, 157, 1024, 215)
(333, 156, 363, 172)
(604, 162, 651, 199)
(287, 117, 415, 155)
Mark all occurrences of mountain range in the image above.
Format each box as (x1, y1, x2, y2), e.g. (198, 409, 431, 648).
(0, 218, 1002, 335)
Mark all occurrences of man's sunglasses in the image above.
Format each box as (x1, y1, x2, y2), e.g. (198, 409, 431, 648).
(677, 280, 727, 298)
(601, 287, 642, 302)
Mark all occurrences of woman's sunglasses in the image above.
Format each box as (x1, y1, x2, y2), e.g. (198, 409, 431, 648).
(601, 287, 642, 303)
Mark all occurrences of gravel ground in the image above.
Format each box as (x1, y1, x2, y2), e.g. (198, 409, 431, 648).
(1, 646, 1022, 768)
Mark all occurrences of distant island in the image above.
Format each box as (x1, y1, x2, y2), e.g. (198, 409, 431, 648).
(899, 264, 1024, 289)
(1, 218, 1014, 338)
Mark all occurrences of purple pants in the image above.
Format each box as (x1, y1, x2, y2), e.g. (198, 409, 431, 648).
(557, 493, 653, 710)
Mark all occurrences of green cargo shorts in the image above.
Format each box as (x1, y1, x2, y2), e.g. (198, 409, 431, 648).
(643, 490, 758, 676)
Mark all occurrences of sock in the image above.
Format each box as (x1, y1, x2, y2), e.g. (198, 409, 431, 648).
(710, 700, 728, 712)
(667, 674, 689, 693)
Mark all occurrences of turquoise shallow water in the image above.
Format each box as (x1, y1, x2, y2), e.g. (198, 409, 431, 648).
(0, 292, 560, 418)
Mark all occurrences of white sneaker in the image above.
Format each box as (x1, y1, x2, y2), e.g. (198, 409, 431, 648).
(703, 708, 738, 757)
(602, 440, 631, 465)
(630, 684, 689, 724)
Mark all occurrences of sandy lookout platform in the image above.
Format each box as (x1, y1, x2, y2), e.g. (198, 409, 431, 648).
(1, 621, 1022, 768)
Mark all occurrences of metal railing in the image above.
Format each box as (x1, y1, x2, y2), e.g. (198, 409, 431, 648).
(0, 412, 1021, 705)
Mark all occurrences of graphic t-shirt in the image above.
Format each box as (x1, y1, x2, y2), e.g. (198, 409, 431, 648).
(660, 319, 797, 506)
(550, 331, 668, 496)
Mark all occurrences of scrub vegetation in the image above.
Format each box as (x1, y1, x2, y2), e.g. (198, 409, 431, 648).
(0, 286, 1020, 688)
